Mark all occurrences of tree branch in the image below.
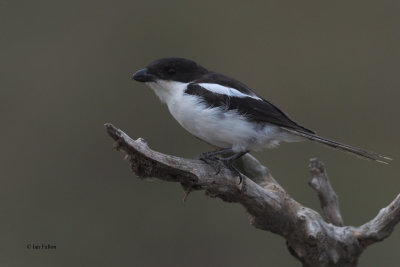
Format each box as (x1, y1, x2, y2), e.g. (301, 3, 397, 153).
(105, 123, 400, 267)
(355, 194, 400, 248)
(308, 158, 344, 226)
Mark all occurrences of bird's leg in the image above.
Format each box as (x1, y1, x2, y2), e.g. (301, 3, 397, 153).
(197, 148, 235, 160)
(220, 151, 249, 162)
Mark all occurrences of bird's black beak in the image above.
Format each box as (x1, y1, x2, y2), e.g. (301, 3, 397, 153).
(132, 68, 155, 82)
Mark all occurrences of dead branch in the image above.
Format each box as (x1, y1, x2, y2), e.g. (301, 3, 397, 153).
(105, 123, 400, 267)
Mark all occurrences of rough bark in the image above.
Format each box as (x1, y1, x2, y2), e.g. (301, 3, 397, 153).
(105, 123, 400, 267)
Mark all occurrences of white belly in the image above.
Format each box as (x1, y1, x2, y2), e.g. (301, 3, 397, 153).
(167, 93, 300, 152)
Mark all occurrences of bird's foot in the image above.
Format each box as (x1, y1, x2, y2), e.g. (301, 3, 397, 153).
(197, 152, 223, 175)
(218, 156, 244, 184)
(197, 152, 245, 184)
(196, 151, 218, 161)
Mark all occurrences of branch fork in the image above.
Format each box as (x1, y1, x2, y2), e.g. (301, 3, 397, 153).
(105, 123, 399, 267)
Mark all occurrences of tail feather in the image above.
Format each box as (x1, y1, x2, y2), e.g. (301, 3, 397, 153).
(282, 127, 392, 164)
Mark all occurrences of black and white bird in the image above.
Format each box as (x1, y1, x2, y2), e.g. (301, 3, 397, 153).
(132, 57, 390, 177)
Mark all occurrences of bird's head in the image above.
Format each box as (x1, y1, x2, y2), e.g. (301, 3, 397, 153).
(132, 57, 208, 103)
(132, 57, 207, 84)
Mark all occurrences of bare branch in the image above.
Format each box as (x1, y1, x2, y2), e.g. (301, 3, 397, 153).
(308, 158, 344, 226)
(105, 123, 400, 267)
(355, 194, 400, 248)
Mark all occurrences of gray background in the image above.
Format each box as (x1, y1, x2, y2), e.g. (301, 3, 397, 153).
(1, 0, 399, 266)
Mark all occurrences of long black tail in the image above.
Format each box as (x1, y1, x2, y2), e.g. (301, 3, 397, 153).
(282, 127, 392, 164)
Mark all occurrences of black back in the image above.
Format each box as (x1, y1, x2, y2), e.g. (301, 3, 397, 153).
(193, 72, 258, 97)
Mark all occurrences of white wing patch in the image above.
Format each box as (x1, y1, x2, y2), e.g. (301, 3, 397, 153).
(196, 83, 261, 100)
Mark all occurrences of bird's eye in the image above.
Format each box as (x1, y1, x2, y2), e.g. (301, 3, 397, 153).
(167, 68, 176, 75)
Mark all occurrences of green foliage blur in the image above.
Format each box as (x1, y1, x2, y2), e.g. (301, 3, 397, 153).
(1, 0, 399, 266)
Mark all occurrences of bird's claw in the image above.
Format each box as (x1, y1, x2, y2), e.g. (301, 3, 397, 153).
(197, 153, 223, 175)
(197, 153, 244, 184)
(219, 158, 244, 184)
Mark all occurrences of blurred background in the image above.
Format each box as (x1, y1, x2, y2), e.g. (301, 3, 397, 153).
(1, 0, 399, 266)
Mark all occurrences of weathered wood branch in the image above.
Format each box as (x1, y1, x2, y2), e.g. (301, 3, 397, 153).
(308, 159, 344, 227)
(105, 123, 400, 267)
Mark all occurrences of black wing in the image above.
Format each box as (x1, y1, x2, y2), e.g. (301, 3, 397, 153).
(185, 83, 315, 134)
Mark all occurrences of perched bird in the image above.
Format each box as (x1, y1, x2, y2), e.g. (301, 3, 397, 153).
(132, 57, 390, 180)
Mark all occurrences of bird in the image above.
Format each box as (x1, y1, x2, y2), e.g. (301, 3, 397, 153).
(131, 57, 390, 181)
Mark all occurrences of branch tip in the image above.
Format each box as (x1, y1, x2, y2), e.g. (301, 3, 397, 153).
(308, 158, 343, 226)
